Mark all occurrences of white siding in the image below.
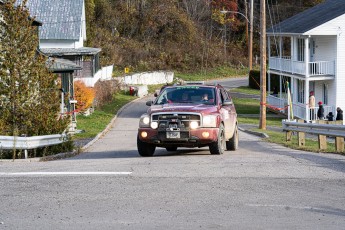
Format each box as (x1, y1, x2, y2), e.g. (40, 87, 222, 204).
(336, 31, 345, 124)
(40, 38, 83, 49)
(307, 14, 345, 35)
(312, 36, 336, 62)
(82, 0, 87, 41)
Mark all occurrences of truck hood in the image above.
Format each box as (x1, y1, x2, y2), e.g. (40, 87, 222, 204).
(148, 103, 218, 115)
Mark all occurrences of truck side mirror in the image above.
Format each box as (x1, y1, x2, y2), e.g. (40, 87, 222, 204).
(222, 100, 233, 106)
(146, 101, 153, 106)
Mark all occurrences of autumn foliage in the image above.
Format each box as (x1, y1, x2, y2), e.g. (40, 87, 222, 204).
(74, 81, 95, 111)
(0, 0, 69, 137)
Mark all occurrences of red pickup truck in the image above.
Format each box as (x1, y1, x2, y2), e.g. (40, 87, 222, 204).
(137, 83, 238, 156)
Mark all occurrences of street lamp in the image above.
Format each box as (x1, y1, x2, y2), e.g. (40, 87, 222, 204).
(220, 7, 253, 70)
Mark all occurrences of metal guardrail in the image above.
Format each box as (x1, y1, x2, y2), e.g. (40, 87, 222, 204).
(282, 120, 345, 152)
(282, 120, 345, 138)
(0, 134, 67, 159)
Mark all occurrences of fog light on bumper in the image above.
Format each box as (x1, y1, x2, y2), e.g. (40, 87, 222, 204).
(202, 132, 210, 138)
(141, 131, 148, 138)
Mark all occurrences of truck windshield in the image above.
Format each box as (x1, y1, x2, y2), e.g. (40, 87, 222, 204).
(155, 86, 216, 105)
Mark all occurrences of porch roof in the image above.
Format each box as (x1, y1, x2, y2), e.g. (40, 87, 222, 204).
(46, 58, 82, 73)
(267, 0, 345, 35)
(41, 47, 101, 56)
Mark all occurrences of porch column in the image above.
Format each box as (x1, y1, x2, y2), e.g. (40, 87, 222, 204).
(279, 36, 283, 58)
(291, 37, 294, 73)
(305, 37, 310, 121)
(305, 37, 310, 77)
(268, 37, 271, 92)
(291, 77, 294, 103)
(279, 75, 282, 108)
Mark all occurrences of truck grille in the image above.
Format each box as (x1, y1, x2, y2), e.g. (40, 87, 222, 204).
(152, 113, 201, 141)
(152, 113, 201, 130)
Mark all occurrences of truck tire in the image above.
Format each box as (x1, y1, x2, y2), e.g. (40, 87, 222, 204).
(166, 147, 178, 151)
(137, 135, 156, 157)
(209, 124, 226, 155)
(226, 125, 238, 151)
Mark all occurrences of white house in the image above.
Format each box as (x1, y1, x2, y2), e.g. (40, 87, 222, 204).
(266, 0, 345, 124)
(15, 0, 114, 132)
(16, 0, 112, 87)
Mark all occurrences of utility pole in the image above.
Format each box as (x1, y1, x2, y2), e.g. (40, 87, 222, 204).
(245, 0, 248, 50)
(259, 0, 267, 130)
(249, 0, 253, 70)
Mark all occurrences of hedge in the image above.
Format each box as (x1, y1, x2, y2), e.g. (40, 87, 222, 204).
(249, 70, 281, 91)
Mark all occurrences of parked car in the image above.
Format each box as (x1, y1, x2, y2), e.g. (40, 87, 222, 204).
(137, 83, 238, 156)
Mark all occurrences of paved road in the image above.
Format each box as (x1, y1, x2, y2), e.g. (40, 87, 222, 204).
(1, 78, 345, 229)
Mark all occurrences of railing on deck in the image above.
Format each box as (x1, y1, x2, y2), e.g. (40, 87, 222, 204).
(267, 95, 285, 112)
(267, 95, 334, 121)
(269, 57, 335, 76)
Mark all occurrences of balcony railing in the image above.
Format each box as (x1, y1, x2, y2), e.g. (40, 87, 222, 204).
(269, 57, 335, 76)
(267, 95, 334, 121)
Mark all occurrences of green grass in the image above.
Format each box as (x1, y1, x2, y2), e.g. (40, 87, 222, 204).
(238, 117, 283, 127)
(232, 86, 344, 154)
(73, 93, 136, 139)
(176, 66, 249, 81)
(233, 98, 260, 114)
(251, 129, 344, 154)
(147, 84, 165, 94)
(231, 86, 260, 95)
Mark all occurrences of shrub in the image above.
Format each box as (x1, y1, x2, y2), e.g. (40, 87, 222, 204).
(249, 70, 280, 90)
(0, 1, 69, 139)
(94, 79, 121, 108)
(74, 81, 95, 111)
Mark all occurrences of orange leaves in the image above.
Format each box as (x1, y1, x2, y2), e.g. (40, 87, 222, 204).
(74, 80, 95, 111)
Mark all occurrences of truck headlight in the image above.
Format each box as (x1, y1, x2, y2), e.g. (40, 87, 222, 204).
(190, 121, 199, 129)
(150, 121, 158, 129)
(139, 114, 150, 127)
(202, 115, 218, 127)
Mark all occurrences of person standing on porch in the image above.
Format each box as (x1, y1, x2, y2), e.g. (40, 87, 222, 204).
(309, 91, 315, 120)
(336, 107, 343, 121)
(317, 101, 324, 120)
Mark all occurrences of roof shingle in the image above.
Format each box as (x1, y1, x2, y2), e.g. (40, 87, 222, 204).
(267, 0, 345, 35)
(16, 0, 83, 40)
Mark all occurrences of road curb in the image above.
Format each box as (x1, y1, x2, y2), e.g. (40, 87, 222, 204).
(238, 126, 269, 138)
(40, 96, 144, 162)
(81, 97, 143, 151)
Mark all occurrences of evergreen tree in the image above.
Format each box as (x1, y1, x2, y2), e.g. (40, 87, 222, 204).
(0, 0, 69, 137)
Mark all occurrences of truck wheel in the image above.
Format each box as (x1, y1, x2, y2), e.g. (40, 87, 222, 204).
(209, 124, 226, 155)
(137, 135, 156, 157)
(166, 147, 178, 151)
(226, 125, 238, 151)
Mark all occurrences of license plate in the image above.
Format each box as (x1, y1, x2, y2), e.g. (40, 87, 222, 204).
(166, 131, 180, 139)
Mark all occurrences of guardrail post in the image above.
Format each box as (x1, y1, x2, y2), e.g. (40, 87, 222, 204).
(297, 119, 305, 147)
(24, 149, 28, 159)
(317, 120, 327, 150)
(286, 131, 293, 142)
(335, 137, 344, 152)
(318, 135, 327, 150)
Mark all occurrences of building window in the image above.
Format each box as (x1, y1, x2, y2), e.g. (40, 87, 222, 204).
(323, 84, 328, 105)
(297, 79, 304, 103)
(297, 38, 305, 62)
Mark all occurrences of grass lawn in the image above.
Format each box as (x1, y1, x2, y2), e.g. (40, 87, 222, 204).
(73, 93, 136, 139)
(176, 66, 248, 81)
(231, 86, 261, 95)
(232, 87, 344, 154)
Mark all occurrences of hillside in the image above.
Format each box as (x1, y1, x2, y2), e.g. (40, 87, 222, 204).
(85, 0, 324, 73)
